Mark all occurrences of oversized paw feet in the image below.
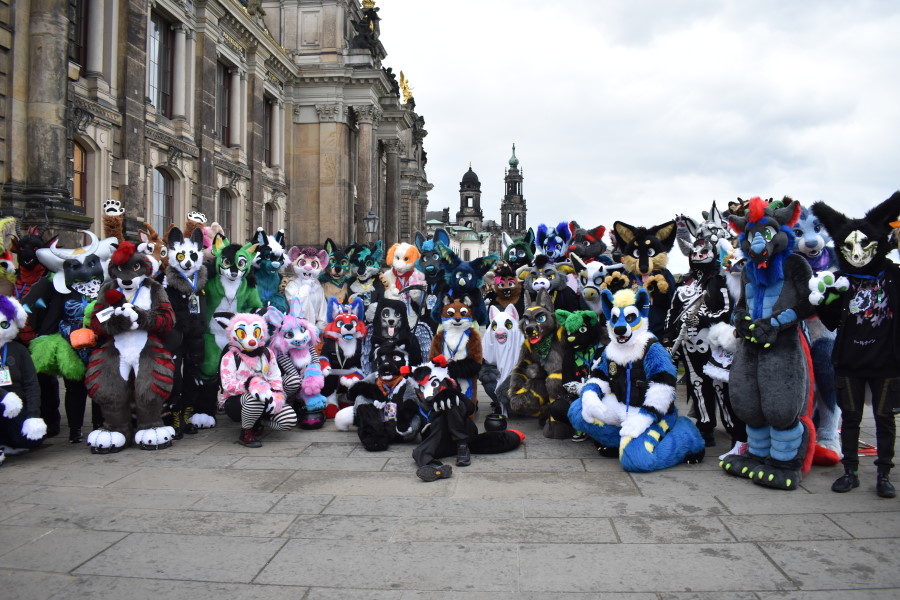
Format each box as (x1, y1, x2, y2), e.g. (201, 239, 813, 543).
(684, 448, 705, 464)
(189, 413, 217, 429)
(813, 440, 842, 466)
(87, 429, 127, 454)
(720, 453, 764, 479)
(103, 199, 125, 216)
(135, 426, 176, 450)
(752, 462, 801, 491)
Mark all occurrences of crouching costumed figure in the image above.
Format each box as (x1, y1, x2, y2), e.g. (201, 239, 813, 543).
(569, 288, 706, 472)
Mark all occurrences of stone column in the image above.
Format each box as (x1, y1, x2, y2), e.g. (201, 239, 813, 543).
(172, 24, 187, 120)
(353, 104, 379, 242)
(273, 100, 282, 169)
(85, 0, 105, 76)
(383, 138, 401, 246)
(186, 30, 196, 127)
(240, 71, 248, 152)
(229, 69, 241, 148)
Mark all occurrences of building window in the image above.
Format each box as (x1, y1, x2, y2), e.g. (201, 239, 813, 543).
(70, 0, 89, 72)
(152, 168, 174, 233)
(264, 202, 276, 232)
(218, 189, 233, 237)
(73, 141, 87, 213)
(463, 249, 471, 261)
(216, 62, 231, 145)
(149, 12, 174, 117)
(263, 97, 273, 166)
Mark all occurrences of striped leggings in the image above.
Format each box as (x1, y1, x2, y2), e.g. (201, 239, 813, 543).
(224, 393, 298, 430)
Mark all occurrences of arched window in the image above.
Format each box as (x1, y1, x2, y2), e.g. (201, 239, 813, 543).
(151, 168, 174, 233)
(73, 141, 87, 213)
(218, 189, 234, 238)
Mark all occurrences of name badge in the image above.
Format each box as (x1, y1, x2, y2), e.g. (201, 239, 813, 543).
(0, 366, 12, 386)
(96, 306, 116, 323)
(188, 294, 200, 315)
(384, 401, 397, 421)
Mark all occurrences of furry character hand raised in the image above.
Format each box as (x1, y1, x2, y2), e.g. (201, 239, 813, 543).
(563, 381, 584, 396)
(603, 271, 631, 293)
(620, 410, 655, 439)
(808, 270, 849, 306)
(644, 273, 670, 297)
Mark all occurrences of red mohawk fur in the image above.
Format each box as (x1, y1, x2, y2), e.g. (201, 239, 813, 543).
(747, 197, 765, 223)
(111, 240, 137, 266)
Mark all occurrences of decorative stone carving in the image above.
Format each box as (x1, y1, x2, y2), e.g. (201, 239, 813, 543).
(315, 103, 342, 122)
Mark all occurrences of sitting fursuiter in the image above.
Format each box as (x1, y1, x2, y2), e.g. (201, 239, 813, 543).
(536, 221, 574, 263)
(501, 228, 536, 272)
(411, 358, 525, 481)
(346, 241, 386, 322)
(266, 299, 326, 415)
(508, 290, 566, 418)
(546, 309, 604, 439)
(479, 304, 524, 417)
(319, 298, 368, 418)
(335, 343, 420, 452)
(608, 220, 678, 339)
(85, 242, 176, 453)
(429, 295, 483, 409)
(414, 229, 451, 333)
(721, 196, 815, 490)
(0, 296, 48, 462)
(285, 245, 329, 334)
(568, 288, 705, 472)
(251, 228, 288, 312)
(793, 205, 841, 466)
(362, 297, 424, 373)
(521, 254, 583, 313)
(434, 243, 498, 327)
(319, 238, 352, 303)
(809, 192, 900, 498)
(218, 312, 297, 448)
(194, 235, 262, 429)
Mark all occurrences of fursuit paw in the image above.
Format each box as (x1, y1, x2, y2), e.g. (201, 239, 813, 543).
(748, 318, 778, 347)
(1, 392, 23, 418)
(809, 271, 849, 306)
(135, 426, 176, 450)
(602, 271, 631, 293)
(752, 461, 801, 491)
(301, 374, 325, 396)
(189, 413, 217, 429)
(21, 418, 47, 441)
(684, 448, 706, 464)
(645, 273, 669, 296)
(619, 411, 655, 439)
(103, 199, 125, 216)
(719, 452, 765, 479)
(563, 381, 584, 396)
(87, 429, 127, 454)
(187, 211, 208, 224)
(813, 439, 842, 466)
(580, 388, 604, 425)
(303, 393, 327, 412)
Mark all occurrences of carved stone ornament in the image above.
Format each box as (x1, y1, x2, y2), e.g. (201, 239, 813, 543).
(315, 103, 342, 122)
(167, 145, 185, 168)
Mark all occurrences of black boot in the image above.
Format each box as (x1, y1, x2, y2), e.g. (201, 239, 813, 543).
(456, 443, 471, 467)
(237, 428, 262, 448)
(831, 469, 860, 493)
(68, 427, 83, 444)
(876, 471, 896, 498)
(171, 411, 184, 441)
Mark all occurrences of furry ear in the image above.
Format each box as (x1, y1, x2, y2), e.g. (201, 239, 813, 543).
(470, 254, 498, 277)
(592, 225, 607, 241)
(536, 223, 549, 245)
(414, 231, 425, 250)
(138, 230, 150, 244)
(436, 241, 458, 265)
(570, 252, 587, 274)
(810, 202, 848, 241)
(864, 191, 900, 234)
(536, 289, 553, 311)
(326, 297, 342, 322)
(489, 304, 500, 322)
(442, 294, 452, 307)
(773, 200, 802, 228)
(677, 236, 693, 257)
(461, 295, 473, 307)
(350, 297, 366, 321)
(386, 243, 399, 265)
(504, 303, 519, 321)
(190, 226, 204, 247)
(600, 289, 615, 320)
(652, 221, 677, 252)
(316, 249, 329, 264)
(212, 233, 229, 255)
(613, 221, 635, 246)
(635, 288, 652, 315)
(324, 238, 337, 255)
(555, 309, 572, 324)
(253, 227, 268, 247)
(524, 228, 536, 248)
(265, 305, 285, 330)
(502, 232, 513, 250)
(729, 214, 748, 235)
(167, 226, 184, 247)
(434, 228, 450, 247)
(287, 246, 302, 263)
(710, 200, 724, 228)
(213, 312, 234, 331)
(274, 230, 285, 246)
(683, 217, 699, 238)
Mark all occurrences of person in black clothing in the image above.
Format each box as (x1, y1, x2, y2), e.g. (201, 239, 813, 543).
(810, 191, 900, 499)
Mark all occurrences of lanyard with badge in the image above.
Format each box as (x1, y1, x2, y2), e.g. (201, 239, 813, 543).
(0, 344, 11, 386)
(182, 271, 200, 314)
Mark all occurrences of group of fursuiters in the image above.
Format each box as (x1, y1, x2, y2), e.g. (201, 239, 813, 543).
(0, 191, 898, 493)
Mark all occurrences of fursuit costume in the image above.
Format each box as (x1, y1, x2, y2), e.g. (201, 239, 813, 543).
(28, 231, 116, 443)
(319, 238, 352, 303)
(345, 241, 386, 323)
(319, 298, 367, 418)
(547, 309, 604, 439)
(479, 303, 524, 418)
(501, 228, 536, 272)
(85, 242, 176, 452)
(284, 246, 329, 335)
(411, 357, 524, 482)
(252, 228, 288, 312)
(0, 296, 48, 463)
(218, 311, 297, 447)
(265, 299, 327, 415)
(809, 191, 900, 498)
(428, 295, 483, 409)
(569, 288, 705, 471)
(721, 197, 815, 490)
(508, 290, 566, 418)
(414, 228, 451, 333)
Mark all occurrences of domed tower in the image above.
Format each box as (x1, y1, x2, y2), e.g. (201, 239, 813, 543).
(501, 143, 526, 235)
(457, 163, 484, 231)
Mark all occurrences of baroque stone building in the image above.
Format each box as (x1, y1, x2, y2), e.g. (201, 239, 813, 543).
(0, 0, 430, 247)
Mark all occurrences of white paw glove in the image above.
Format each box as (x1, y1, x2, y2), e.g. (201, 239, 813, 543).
(21, 417, 47, 441)
(808, 270, 849, 306)
(373, 400, 386, 410)
(1, 392, 23, 418)
(620, 411, 655, 439)
(580, 387, 604, 424)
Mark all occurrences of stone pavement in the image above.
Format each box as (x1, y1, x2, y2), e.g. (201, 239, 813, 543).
(1, 391, 898, 600)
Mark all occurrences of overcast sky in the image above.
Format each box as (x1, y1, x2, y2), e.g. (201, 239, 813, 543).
(377, 0, 900, 271)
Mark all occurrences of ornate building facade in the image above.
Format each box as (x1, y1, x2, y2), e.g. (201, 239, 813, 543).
(0, 0, 430, 247)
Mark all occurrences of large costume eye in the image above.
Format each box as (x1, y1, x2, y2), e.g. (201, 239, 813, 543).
(579, 326, 588, 333)
(222, 258, 232, 267)
(132, 263, 142, 271)
(0, 321, 9, 329)
(159, 247, 168, 258)
(176, 252, 186, 261)
(446, 308, 456, 317)
(647, 248, 656, 257)
(459, 307, 469, 317)
(517, 249, 525, 257)
(236, 328, 247, 339)
(763, 226, 777, 242)
(625, 314, 637, 324)
(491, 322, 498, 331)
(254, 326, 262, 339)
(237, 257, 247, 269)
(505, 321, 513, 329)
(285, 331, 294, 339)
(536, 314, 546, 323)
(632, 249, 640, 258)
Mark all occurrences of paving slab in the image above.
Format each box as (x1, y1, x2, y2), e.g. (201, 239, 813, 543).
(281, 514, 399, 540)
(451, 471, 639, 498)
(0, 502, 36, 522)
(715, 490, 900, 515)
(0, 463, 137, 488)
(390, 515, 618, 543)
(721, 513, 852, 541)
(74, 532, 287, 583)
(267, 493, 336, 515)
(275, 470, 456, 496)
(759, 538, 900, 590)
(255, 538, 518, 591)
(0, 483, 44, 503)
(523, 495, 728, 518)
(612, 515, 736, 543)
(825, 510, 900, 539)
(14, 486, 206, 510)
(107, 466, 295, 492)
(756, 591, 900, 600)
(322, 495, 523, 518)
(400, 593, 658, 600)
(230, 455, 388, 471)
(0, 525, 54, 556)
(190, 491, 286, 513)
(629, 467, 792, 496)
(47, 576, 307, 600)
(299, 442, 361, 457)
(0, 528, 127, 573)
(518, 542, 794, 593)
(0, 569, 77, 600)
(384, 456, 587, 473)
(199, 440, 312, 456)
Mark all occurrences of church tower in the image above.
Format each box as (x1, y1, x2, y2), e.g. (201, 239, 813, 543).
(500, 144, 526, 235)
(456, 164, 484, 231)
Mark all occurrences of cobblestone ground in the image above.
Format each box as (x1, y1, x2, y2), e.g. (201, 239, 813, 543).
(1, 386, 898, 599)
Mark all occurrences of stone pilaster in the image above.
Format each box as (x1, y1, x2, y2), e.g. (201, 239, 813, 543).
(353, 104, 380, 242)
(383, 137, 401, 246)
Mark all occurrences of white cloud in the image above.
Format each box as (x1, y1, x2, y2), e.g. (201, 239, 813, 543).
(378, 0, 900, 269)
